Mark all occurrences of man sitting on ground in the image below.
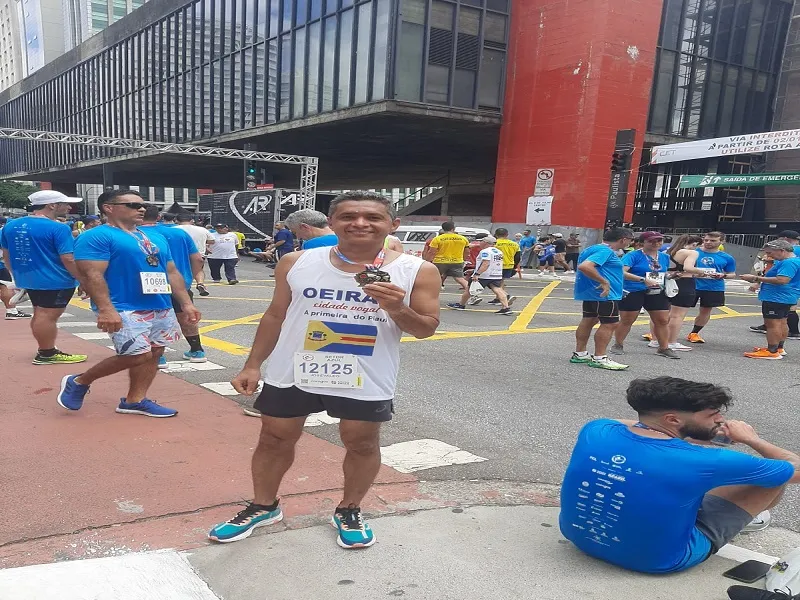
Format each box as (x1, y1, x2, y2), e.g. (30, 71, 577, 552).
(559, 376, 799, 574)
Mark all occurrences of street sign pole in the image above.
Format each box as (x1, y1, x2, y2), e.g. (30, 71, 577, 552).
(605, 129, 636, 229)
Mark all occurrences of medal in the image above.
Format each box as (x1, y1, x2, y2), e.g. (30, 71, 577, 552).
(333, 246, 391, 287)
(146, 254, 160, 267)
(127, 228, 160, 267)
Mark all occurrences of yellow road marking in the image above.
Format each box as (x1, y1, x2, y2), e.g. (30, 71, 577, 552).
(198, 312, 264, 335)
(509, 281, 560, 331)
(716, 305, 741, 316)
(199, 335, 252, 355)
(69, 298, 92, 310)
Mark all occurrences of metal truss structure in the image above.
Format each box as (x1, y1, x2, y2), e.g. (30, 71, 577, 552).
(0, 128, 319, 208)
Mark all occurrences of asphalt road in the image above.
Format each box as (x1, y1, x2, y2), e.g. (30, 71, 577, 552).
(63, 258, 800, 532)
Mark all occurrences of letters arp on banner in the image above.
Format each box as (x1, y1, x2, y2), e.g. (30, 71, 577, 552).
(651, 127, 800, 164)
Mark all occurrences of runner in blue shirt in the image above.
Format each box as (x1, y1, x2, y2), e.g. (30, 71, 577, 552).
(571, 228, 634, 371)
(0, 217, 31, 320)
(57, 189, 201, 418)
(741, 239, 800, 360)
(518, 229, 536, 269)
(284, 209, 338, 250)
(269, 222, 295, 259)
(140, 206, 208, 367)
(686, 232, 737, 344)
(560, 376, 798, 574)
(0, 190, 87, 364)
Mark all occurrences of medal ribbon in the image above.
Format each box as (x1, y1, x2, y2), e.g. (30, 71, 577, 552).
(333, 246, 386, 270)
(128, 228, 158, 263)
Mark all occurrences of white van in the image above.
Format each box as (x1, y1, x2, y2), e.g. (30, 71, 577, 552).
(394, 225, 491, 258)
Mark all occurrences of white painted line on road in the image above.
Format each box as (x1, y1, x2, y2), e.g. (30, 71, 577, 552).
(306, 412, 340, 427)
(105, 346, 175, 352)
(59, 312, 74, 318)
(184, 361, 226, 371)
(57, 321, 100, 328)
(0, 550, 219, 600)
(380, 439, 488, 473)
(201, 381, 263, 396)
(74, 332, 110, 340)
(717, 543, 778, 565)
(159, 361, 226, 373)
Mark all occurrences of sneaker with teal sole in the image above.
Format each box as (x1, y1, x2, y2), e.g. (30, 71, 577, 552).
(588, 356, 629, 370)
(331, 506, 375, 549)
(208, 501, 283, 543)
(57, 374, 90, 411)
(184, 350, 207, 362)
(569, 352, 592, 364)
(116, 398, 177, 417)
(157, 356, 169, 369)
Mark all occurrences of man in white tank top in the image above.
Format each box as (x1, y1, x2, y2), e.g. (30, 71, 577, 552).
(208, 191, 441, 549)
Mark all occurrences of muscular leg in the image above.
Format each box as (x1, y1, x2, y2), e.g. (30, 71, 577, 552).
(575, 316, 599, 352)
(694, 306, 713, 329)
(492, 286, 509, 309)
(765, 317, 787, 351)
(252, 416, 306, 505)
(454, 276, 469, 293)
(593, 322, 618, 356)
(707, 484, 787, 517)
(649, 310, 670, 350)
(667, 306, 691, 344)
(339, 420, 382, 508)
(30, 306, 66, 350)
(614, 311, 639, 346)
(0, 284, 14, 310)
(124, 347, 164, 404)
(75, 352, 152, 386)
(195, 260, 206, 286)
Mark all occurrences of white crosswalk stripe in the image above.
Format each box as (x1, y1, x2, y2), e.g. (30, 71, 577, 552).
(57, 321, 101, 328)
(74, 332, 110, 340)
(380, 439, 488, 473)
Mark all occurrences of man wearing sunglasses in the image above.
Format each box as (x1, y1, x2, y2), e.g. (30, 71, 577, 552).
(56, 189, 200, 417)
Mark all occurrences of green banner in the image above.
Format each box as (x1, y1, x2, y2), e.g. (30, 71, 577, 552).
(678, 172, 800, 188)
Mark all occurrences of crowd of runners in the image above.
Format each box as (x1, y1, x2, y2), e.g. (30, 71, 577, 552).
(2, 188, 799, 569)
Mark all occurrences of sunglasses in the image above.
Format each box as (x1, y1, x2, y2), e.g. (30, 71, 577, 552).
(106, 202, 148, 210)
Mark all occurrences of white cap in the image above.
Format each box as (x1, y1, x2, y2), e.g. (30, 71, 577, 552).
(553, 232, 563, 238)
(28, 190, 82, 206)
(482, 235, 497, 244)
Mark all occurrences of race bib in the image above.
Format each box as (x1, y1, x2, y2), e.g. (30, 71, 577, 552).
(645, 272, 665, 294)
(700, 268, 718, 277)
(293, 352, 363, 388)
(140, 272, 171, 294)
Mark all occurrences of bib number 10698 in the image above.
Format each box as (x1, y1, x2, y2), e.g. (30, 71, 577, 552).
(293, 352, 362, 388)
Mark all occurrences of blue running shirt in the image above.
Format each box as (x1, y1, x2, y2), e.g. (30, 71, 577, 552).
(74, 224, 174, 311)
(695, 250, 736, 292)
(574, 244, 624, 301)
(141, 223, 198, 291)
(759, 257, 800, 305)
(0, 216, 77, 290)
(622, 250, 669, 293)
(559, 420, 794, 573)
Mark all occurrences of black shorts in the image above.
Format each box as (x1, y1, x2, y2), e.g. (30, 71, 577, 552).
(27, 288, 76, 309)
(171, 288, 194, 313)
(478, 279, 503, 290)
(581, 300, 620, 324)
(538, 256, 554, 266)
(502, 268, 516, 279)
(762, 301, 793, 320)
(619, 290, 671, 313)
(253, 383, 394, 422)
(669, 278, 696, 308)
(693, 290, 725, 308)
(0, 268, 10, 283)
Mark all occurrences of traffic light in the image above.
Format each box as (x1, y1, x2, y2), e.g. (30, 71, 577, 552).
(610, 151, 628, 172)
(244, 160, 258, 190)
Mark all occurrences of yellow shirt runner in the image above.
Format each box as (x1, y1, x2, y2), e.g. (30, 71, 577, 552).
(429, 233, 469, 263)
(495, 238, 520, 269)
(233, 230, 246, 249)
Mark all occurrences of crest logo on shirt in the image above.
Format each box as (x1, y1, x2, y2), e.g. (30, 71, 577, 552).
(611, 455, 626, 465)
(303, 320, 378, 356)
(307, 330, 327, 342)
(700, 256, 716, 266)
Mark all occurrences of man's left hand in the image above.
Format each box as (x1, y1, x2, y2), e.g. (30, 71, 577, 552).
(181, 305, 202, 324)
(362, 282, 407, 312)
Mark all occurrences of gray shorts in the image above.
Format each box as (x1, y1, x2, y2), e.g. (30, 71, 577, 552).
(436, 263, 465, 278)
(695, 494, 754, 553)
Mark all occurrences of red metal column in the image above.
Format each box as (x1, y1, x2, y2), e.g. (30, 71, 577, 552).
(492, 0, 663, 228)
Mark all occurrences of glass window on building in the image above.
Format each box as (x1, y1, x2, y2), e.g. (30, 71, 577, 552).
(478, 48, 505, 108)
(395, 0, 425, 102)
(338, 8, 354, 107)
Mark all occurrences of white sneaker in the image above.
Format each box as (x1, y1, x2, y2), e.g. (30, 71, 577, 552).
(565, 270, 575, 274)
(669, 342, 693, 351)
(243, 406, 261, 417)
(647, 340, 659, 348)
(743, 510, 771, 532)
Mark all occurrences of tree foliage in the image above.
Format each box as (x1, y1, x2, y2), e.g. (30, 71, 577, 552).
(0, 181, 38, 209)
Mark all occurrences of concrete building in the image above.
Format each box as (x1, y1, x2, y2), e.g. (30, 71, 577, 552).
(1, 0, 799, 235)
(63, 0, 148, 50)
(0, 0, 24, 91)
(0, 0, 64, 92)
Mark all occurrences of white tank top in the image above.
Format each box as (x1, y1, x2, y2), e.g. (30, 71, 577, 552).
(262, 247, 425, 401)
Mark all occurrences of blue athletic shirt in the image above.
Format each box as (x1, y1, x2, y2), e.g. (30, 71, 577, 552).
(559, 419, 794, 574)
(519, 235, 536, 249)
(759, 257, 800, 305)
(274, 228, 294, 256)
(695, 250, 736, 292)
(301, 233, 338, 249)
(0, 216, 77, 290)
(574, 244, 624, 301)
(141, 224, 198, 291)
(74, 224, 174, 311)
(795, 245, 800, 258)
(621, 250, 669, 293)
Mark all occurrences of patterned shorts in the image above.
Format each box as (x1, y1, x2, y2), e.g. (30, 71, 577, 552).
(105, 309, 181, 356)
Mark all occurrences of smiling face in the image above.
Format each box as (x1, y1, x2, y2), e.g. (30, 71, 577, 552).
(641, 236, 663, 252)
(328, 200, 399, 246)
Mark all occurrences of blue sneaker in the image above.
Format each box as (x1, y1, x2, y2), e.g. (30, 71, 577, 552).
(157, 356, 168, 369)
(208, 501, 283, 543)
(57, 374, 90, 411)
(331, 507, 375, 549)
(184, 350, 207, 363)
(116, 398, 177, 418)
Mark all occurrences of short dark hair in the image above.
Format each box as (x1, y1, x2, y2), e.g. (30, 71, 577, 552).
(474, 232, 488, 240)
(329, 191, 395, 219)
(176, 213, 193, 223)
(494, 227, 508, 237)
(705, 231, 725, 241)
(626, 377, 732, 415)
(603, 227, 635, 242)
(97, 189, 143, 215)
(142, 204, 160, 221)
(442, 221, 455, 232)
(161, 213, 176, 222)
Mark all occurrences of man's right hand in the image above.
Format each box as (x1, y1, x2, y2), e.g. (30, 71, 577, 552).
(96, 308, 123, 333)
(720, 420, 760, 445)
(232, 366, 263, 396)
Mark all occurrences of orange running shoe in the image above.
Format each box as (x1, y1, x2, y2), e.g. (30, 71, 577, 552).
(687, 333, 705, 344)
(751, 347, 787, 356)
(642, 333, 653, 341)
(744, 348, 783, 360)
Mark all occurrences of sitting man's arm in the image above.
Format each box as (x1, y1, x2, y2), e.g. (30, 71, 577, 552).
(724, 420, 800, 483)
